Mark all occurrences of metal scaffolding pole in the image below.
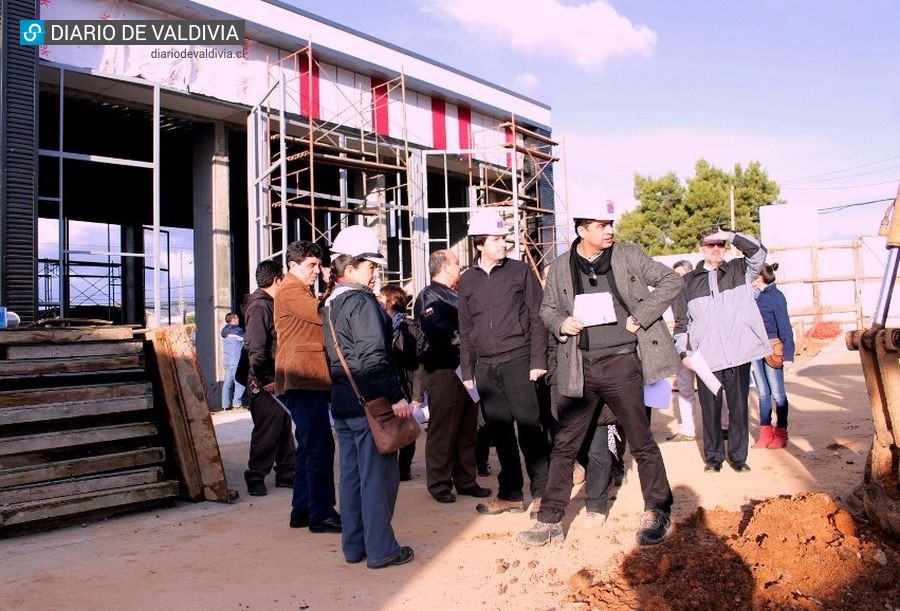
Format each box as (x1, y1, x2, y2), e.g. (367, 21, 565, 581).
(152, 84, 161, 324)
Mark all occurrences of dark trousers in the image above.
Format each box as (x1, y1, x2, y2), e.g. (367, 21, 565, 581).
(334, 415, 401, 567)
(423, 368, 478, 496)
(282, 389, 336, 523)
(398, 442, 416, 475)
(476, 355, 549, 501)
(538, 353, 673, 523)
(583, 423, 613, 514)
(245, 388, 296, 486)
(697, 363, 751, 464)
(476, 421, 493, 470)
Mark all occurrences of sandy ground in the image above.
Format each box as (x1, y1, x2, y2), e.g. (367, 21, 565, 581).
(0, 336, 875, 610)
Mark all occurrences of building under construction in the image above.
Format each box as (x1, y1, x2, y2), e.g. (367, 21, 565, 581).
(0, 0, 560, 407)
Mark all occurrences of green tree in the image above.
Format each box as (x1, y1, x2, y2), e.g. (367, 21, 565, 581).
(617, 159, 783, 255)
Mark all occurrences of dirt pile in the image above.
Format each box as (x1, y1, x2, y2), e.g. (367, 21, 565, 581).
(567, 493, 899, 610)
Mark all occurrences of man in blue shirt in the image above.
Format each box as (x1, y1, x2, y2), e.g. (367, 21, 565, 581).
(220, 312, 245, 410)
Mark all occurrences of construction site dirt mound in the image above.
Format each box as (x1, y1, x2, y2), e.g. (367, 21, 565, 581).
(566, 492, 899, 610)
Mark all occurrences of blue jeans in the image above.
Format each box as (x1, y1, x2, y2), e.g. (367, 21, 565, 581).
(334, 416, 401, 566)
(750, 359, 788, 427)
(222, 364, 245, 409)
(282, 389, 337, 523)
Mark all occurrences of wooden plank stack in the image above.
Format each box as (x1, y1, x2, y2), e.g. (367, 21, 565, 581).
(140, 325, 235, 503)
(0, 326, 180, 536)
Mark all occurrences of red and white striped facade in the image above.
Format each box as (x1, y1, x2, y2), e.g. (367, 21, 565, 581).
(39, 0, 550, 166)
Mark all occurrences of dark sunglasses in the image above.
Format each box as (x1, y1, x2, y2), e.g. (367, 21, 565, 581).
(587, 268, 598, 287)
(703, 241, 727, 248)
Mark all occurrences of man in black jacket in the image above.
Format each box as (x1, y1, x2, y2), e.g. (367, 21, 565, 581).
(242, 258, 295, 497)
(415, 249, 491, 504)
(458, 210, 550, 516)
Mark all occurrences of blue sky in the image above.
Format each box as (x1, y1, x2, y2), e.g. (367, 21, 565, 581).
(286, 0, 900, 239)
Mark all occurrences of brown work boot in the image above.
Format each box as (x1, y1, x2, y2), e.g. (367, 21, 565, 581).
(476, 496, 525, 515)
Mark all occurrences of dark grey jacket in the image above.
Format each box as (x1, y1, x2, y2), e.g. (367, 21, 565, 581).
(324, 283, 405, 419)
(542, 241, 682, 399)
(458, 257, 547, 380)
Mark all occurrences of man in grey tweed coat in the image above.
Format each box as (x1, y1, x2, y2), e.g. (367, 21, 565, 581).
(518, 200, 682, 547)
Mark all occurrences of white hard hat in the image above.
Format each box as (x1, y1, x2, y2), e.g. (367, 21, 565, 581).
(467, 209, 509, 236)
(569, 200, 617, 222)
(331, 225, 387, 265)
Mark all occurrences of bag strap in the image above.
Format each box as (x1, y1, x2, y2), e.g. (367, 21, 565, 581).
(325, 308, 367, 407)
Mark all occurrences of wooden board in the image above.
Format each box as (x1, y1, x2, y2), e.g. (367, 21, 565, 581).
(0, 422, 158, 457)
(0, 382, 151, 409)
(0, 326, 132, 345)
(3, 340, 143, 360)
(0, 448, 165, 488)
(0, 481, 179, 527)
(2, 467, 164, 505)
(0, 354, 144, 378)
(144, 326, 233, 502)
(0, 395, 153, 426)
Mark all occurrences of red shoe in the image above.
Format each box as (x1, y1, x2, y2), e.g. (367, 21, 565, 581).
(767, 427, 788, 449)
(752, 425, 774, 448)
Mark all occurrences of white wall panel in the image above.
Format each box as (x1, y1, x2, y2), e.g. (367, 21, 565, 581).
(445, 102, 460, 151)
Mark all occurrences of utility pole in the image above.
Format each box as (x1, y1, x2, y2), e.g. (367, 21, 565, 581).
(730, 185, 737, 257)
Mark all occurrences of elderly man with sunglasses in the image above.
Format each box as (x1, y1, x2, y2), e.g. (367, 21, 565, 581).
(517, 200, 682, 547)
(672, 228, 770, 475)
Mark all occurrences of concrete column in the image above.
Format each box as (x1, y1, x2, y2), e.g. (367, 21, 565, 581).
(193, 122, 233, 411)
(120, 223, 145, 325)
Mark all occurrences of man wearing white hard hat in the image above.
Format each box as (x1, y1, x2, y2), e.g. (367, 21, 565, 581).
(517, 200, 681, 547)
(458, 209, 550, 517)
(322, 224, 415, 569)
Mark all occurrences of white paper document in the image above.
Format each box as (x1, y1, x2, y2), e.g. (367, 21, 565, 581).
(573, 292, 617, 326)
(686, 350, 722, 395)
(412, 395, 430, 424)
(456, 366, 480, 403)
(643, 378, 672, 409)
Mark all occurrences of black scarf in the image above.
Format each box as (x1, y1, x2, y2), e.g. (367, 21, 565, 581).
(569, 239, 627, 351)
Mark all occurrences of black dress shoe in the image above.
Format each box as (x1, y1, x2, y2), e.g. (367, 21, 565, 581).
(729, 460, 751, 472)
(433, 491, 457, 504)
(703, 462, 722, 473)
(477, 464, 492, 476)
(289, 511, 309, 529)
(247, 482, 267, 496)
(367, 546, 414, 569)
(275, 479, 294, 489)
(399, 471, 412, 481)
(309, 515, 342, 533)
(456, 484, 492, 498)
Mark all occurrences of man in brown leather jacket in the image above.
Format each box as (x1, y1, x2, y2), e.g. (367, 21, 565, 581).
(274, 240, 341, 534)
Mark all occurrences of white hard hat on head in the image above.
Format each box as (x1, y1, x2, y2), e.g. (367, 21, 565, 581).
(331, 225, 387, 265)
(467, 209, 509, 236)
(569, 200, 618, 222)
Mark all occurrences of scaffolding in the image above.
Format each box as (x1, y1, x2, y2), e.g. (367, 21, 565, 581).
(249, 43, 561, 294)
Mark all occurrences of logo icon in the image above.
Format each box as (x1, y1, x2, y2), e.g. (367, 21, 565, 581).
(20, 20, 45, 46)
